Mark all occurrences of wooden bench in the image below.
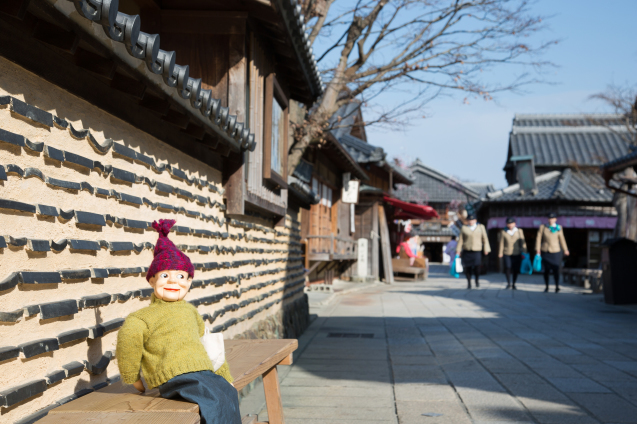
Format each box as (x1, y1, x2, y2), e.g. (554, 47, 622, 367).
(38, 339, 297, 424)
(392, 258, 427, 281)
(561, 268, 603, 293)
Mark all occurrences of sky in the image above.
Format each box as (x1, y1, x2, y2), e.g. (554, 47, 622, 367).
(318, 0, 637, 188)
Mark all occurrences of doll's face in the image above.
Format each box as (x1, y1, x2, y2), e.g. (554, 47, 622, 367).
(148, 270, 192, 302)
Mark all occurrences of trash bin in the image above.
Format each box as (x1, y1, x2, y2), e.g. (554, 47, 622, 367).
(602, 238, 637, 305)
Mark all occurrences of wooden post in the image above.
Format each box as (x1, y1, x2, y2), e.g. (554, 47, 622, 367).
(330, 233, 335, 255)
(263, 366, 285, 424)
(372, 202, 379, 279)
(225, 33, 247, 215)
(378, 204, 394, 283)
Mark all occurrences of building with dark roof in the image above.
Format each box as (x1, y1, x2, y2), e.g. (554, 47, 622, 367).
(392, 159, 486, 262)
(479, 113, 631, 270)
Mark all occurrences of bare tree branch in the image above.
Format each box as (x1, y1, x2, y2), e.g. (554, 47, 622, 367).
(288, 0, 557, 174)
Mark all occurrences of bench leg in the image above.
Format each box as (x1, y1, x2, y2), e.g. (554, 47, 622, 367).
(262, 366, 285, 424)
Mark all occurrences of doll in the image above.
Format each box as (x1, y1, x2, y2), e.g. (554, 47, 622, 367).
(116, 219, 241, 424)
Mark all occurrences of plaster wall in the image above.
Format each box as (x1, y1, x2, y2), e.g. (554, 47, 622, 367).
(0, 56, 304, 423)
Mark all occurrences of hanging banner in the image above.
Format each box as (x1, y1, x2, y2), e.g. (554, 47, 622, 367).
(342, 172, 360, 204)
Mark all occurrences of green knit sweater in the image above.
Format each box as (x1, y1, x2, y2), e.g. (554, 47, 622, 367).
(116, 294, 233, 389)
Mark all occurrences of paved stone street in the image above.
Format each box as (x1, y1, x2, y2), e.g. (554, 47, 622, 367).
(240, 265, 637, 423)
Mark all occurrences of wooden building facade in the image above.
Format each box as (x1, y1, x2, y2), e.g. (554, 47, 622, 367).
(0, 0, 321, 422)
(332, 103, 416, 282)
(298, 133, 368, 284)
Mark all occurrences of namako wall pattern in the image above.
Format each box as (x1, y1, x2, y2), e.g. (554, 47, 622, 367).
(0, 57, 305, 424)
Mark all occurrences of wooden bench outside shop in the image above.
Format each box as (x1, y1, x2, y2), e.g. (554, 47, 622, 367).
(561, 268, 603, 293)
(392, 258, 428, 281)
(38, 339, 297, 424)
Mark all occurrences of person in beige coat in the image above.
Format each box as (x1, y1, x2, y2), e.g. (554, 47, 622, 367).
(535, 212, 569, 292)
(498, 217, 527, 290)
(456, 214, 491, 289)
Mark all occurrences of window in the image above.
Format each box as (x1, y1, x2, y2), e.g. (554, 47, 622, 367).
(263, 74, 288, 188)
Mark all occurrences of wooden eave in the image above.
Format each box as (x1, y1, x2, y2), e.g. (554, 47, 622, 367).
(159, 0, 320, 105)
(322, 133, 370, 181)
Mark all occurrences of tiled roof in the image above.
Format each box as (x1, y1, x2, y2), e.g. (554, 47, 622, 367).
(507, 113, 632, 170)
(485, 169, 611, 203)
(330, 103, 414, 185)
(329, 103, 361, 140)
(465, 182, 496, 198)
(513, 114, 627, 127)
(395, 159, 479, 204)
(509, 127, 630, 168)
(339, 134, 385, 163)
(288, 176, 319, 207)
(600, 147, 637, 172)
(65, 0, 323, 154)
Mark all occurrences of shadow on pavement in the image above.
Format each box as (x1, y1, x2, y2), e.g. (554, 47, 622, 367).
(279, 265, 637, 423)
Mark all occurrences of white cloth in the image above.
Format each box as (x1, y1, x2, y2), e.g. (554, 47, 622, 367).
(469, 224, 478, 231)
(200, 327, 225, 371)
(506, 227, 518, 236)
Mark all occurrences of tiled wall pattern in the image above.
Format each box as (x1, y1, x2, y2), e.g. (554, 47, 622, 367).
(0, 58, 304, 424)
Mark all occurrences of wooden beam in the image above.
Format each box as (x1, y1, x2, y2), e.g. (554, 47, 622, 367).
(161, 11, 248, 34)
(74, 47, 117, 80)
(277, 353, 293, 366)
(110, 72, 146, 99)
(378, 203, 394, 283)
(181, 121, 206, 139)
(223, 32, 247, 214)
(0, 0, 30, 20)
(32, 19, 78, 54)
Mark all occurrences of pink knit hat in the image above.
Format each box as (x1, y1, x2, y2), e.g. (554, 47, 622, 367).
(146, 219, 195, 281)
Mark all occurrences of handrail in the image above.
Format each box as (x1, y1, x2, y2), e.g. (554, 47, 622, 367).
(305, 235, 356, 256)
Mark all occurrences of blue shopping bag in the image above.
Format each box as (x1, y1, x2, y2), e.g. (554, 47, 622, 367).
(449, 255, 460, 278)
(532, 254, 542, 272)
(520, 253, 533, 275)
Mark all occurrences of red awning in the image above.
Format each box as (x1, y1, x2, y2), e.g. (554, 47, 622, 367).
(383, 196, 439, 220)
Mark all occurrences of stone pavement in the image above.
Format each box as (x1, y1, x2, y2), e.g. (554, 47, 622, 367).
(239, 265, 637, 423)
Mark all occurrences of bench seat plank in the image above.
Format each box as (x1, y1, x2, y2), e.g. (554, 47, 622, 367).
(49, 388, 198, 414)
(226, 339, 297, 391)
(36, 411, 200, 423)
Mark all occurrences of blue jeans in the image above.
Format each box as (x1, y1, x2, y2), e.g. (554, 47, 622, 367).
(158, 371, 241, 424)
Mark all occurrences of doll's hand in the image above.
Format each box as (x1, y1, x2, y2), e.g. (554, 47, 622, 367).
(133, 379, 145, 393)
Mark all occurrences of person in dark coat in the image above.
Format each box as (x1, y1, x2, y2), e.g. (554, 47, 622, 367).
(456, 214, 491, 289)
(535, 213, 569, 292)
(498, 217, 527, 290)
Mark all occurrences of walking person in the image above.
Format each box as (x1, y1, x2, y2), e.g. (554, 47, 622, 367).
(445, 236, 458, 264)
(498, 218, 527, 290)
(457, 214, 491, 289)
(535, 213, 569, 293)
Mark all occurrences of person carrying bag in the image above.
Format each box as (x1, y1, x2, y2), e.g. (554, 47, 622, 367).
(535, 212, 569, 293)
(498, 217, 527, 290)
(456, 214, 490, 289)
